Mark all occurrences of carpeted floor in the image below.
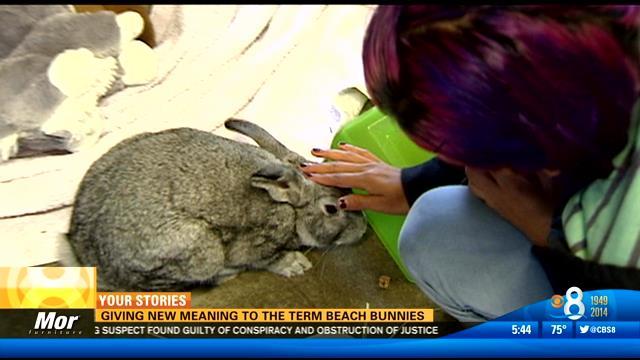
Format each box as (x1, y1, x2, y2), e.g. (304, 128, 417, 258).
(189, 228, 456, 322)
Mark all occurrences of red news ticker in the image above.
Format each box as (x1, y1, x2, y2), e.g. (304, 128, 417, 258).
(97, 292, 191, 309)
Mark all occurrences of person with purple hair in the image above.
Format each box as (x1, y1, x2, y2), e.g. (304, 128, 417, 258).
(301, 5, 640, 322)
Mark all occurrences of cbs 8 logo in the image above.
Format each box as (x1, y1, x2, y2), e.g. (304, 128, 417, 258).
(564, 287, 585, 320)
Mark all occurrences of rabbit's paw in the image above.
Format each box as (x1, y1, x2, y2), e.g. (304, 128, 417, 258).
(268, 251, 313, 278)
(0, 133, 19, 162)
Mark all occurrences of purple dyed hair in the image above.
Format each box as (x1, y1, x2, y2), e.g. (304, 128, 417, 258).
(363, 5, 640, 177)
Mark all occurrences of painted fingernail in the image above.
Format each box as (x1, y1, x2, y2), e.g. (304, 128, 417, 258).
(338, 141, 346, 146)
(338, 199, 347, 209)
(299, 163, 308, 168)
(312, 148, 322, 153)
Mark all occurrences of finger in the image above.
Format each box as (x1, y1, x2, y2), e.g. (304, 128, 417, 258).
(337, 143, 381, 162)
(338, 194, 395, 213)
(491, 168, 540, 193)
(467, 177, 485, 200)
(490, 168, 522, 187)
(300, 161, 369, 174)
(310, 148, 372, 164)
(306, 172, 374, 191)
(465, 167, 497, 187)
(465, 167, 496, 200)
(494, 167, 519, 177)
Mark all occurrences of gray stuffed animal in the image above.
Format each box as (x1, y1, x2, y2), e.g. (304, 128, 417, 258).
(0, 5, 157, 161)
(0, 5, 72, 58)
(60, 119, 368, 291)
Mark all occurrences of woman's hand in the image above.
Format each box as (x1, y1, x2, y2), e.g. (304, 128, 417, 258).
(300, 143, 410, 214)
(465, 167, 554, 247)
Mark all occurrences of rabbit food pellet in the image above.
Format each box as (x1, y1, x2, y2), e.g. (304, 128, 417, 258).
(378, 275, 391, 289)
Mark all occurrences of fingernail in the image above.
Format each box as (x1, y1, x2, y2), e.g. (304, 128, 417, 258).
(338, 141, 346, 146)
(338, 199, 346, 209)
(299, 163, 308, 168)
(312, 148, 322, 153)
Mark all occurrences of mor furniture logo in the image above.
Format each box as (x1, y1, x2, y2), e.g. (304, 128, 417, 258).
(0, 267, 96, 337)
(28, 311, 83, 336)
(34, 311, 80, 329)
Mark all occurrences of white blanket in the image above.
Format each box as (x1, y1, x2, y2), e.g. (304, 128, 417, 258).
(0, 5, 375, 266)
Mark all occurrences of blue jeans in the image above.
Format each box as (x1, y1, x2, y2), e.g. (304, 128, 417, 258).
(398, 185, 554, 322)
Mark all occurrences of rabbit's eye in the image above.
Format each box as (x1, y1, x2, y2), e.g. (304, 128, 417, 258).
(324, 204, 338, 215)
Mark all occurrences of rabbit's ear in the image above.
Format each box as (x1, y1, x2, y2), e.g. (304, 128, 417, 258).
(250, 163, 308, 206)
(225, 119, 306, 164)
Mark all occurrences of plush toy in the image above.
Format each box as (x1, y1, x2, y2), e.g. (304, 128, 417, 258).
(0, 5, 158, 162)
(73, 5, 156, 48)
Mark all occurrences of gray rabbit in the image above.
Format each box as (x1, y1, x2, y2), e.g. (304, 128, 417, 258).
(60, 119, 368, 291)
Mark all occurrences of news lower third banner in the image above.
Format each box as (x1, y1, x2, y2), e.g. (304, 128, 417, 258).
(4, 267, 640, 341)
(0, 267, 452, 338)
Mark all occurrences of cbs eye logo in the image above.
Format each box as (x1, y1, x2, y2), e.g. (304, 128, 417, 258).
(550, 287, 585, 320)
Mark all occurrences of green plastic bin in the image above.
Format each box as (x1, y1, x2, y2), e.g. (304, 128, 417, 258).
(331, 107, 436, 282)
